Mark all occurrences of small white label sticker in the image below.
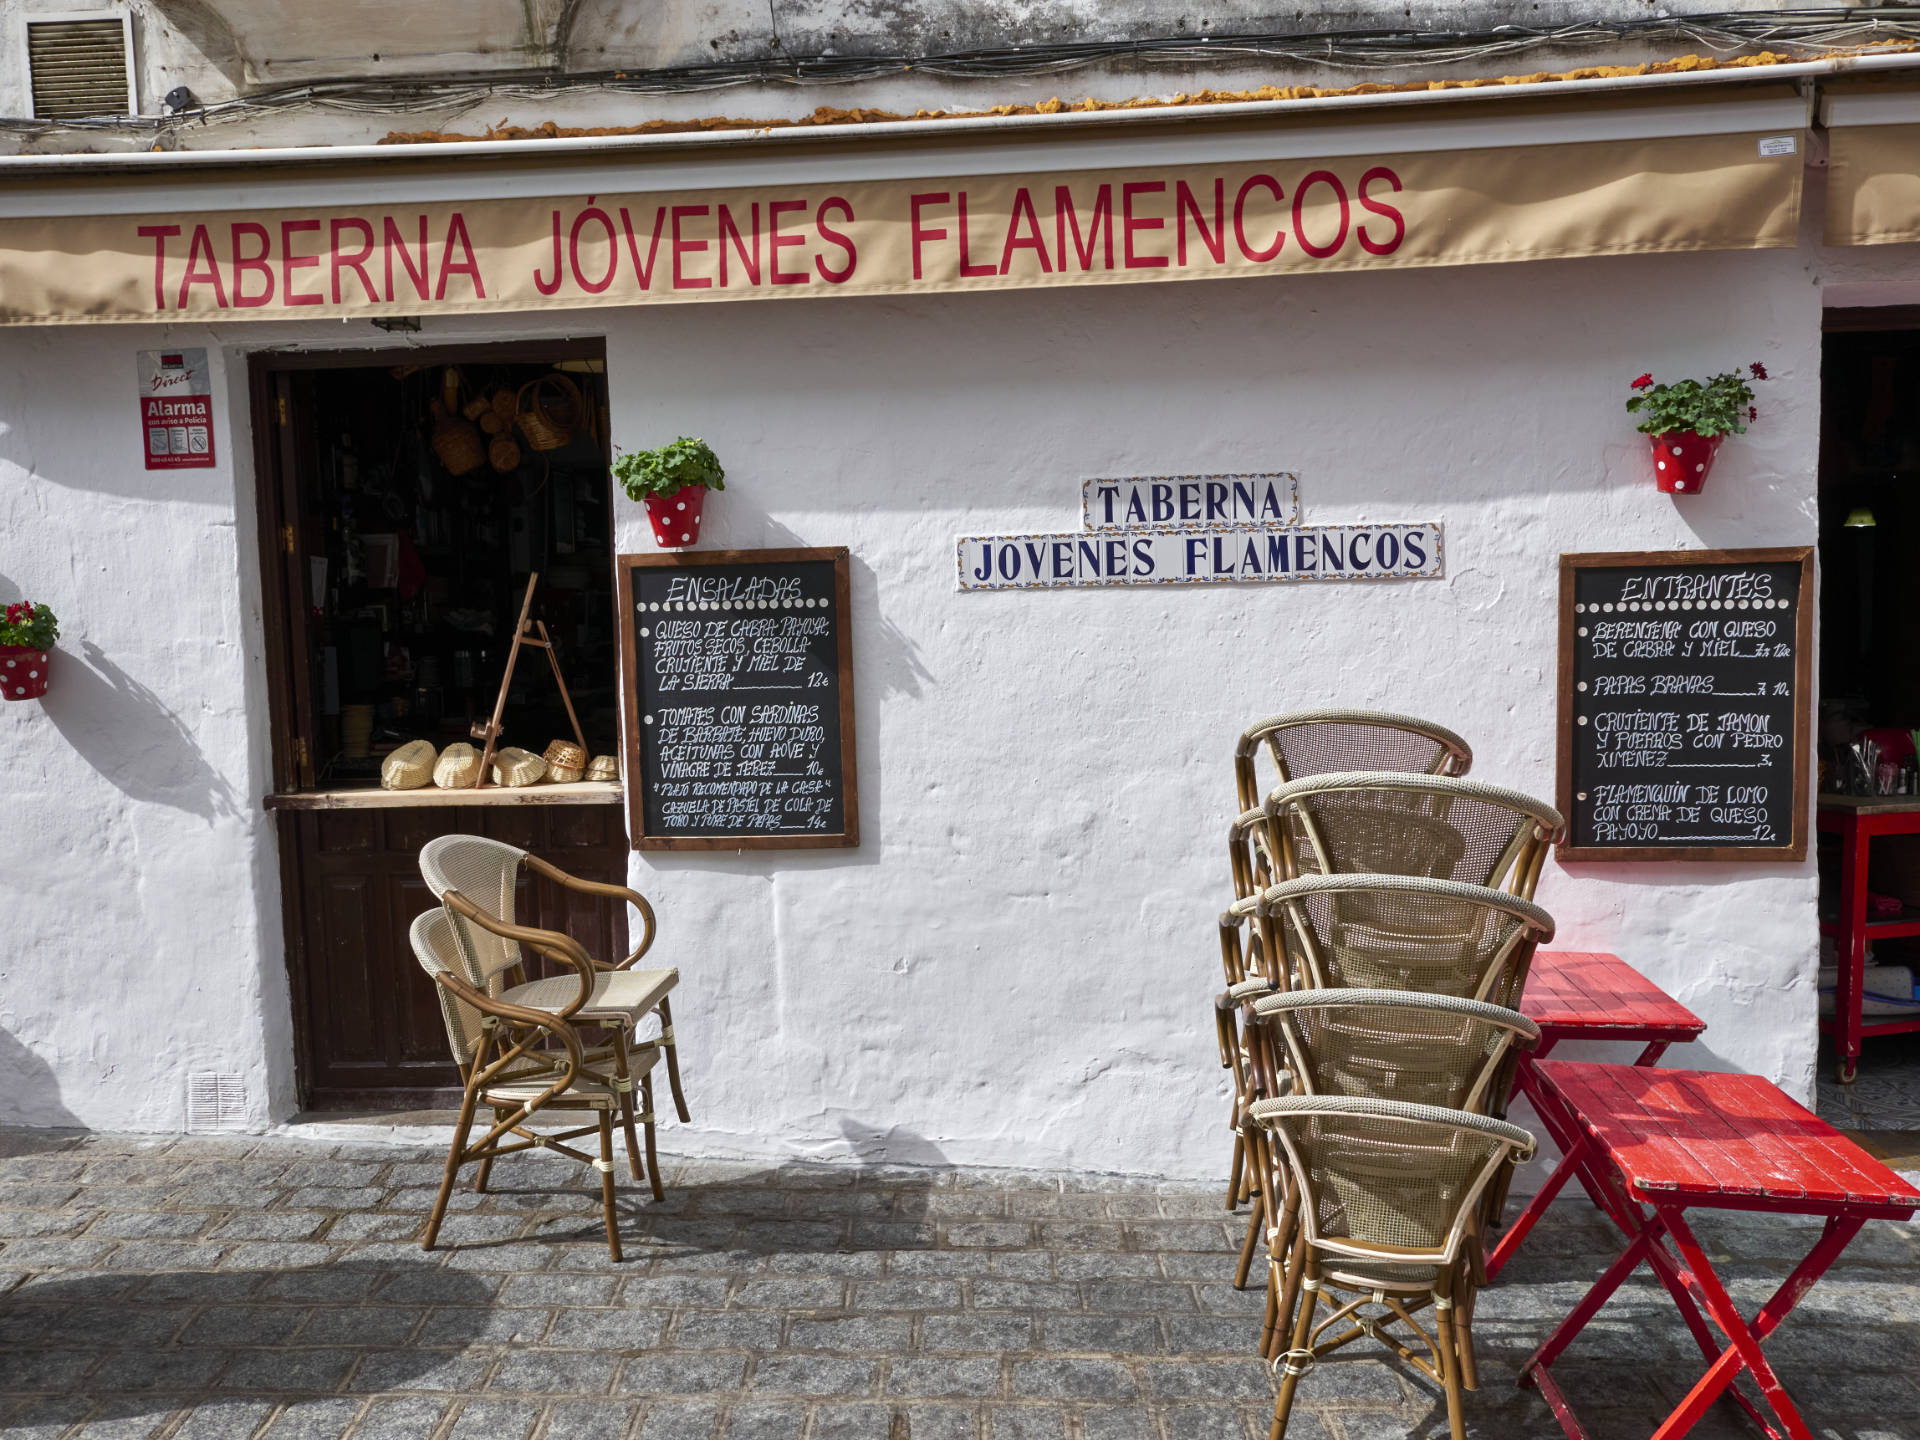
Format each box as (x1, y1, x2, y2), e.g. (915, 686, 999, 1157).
(1759, 134, 1798, 157)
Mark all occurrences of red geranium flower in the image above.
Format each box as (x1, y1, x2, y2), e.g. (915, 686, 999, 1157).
(1750, 362, 1769, 380)
(1749, 406, 1759, 421)
(1631, 373, 1654, 389)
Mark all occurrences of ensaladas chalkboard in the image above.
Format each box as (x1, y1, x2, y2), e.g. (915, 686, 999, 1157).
(1556, 548, 1812, 862)
(617, 547, 857, 850)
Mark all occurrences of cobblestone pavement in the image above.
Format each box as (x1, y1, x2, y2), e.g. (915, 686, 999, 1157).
(0, 1129, 1915, 1440)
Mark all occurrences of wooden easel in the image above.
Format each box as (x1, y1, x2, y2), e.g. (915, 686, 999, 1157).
(471, 573, 588, 788)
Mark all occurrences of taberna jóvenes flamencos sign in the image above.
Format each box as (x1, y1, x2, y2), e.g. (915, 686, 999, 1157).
(956, 472, 1442, 591)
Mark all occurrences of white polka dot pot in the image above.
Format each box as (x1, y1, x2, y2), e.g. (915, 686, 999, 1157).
(643, 484, 707, 549)
(1649, 429, 1725, 496)
(0, 645, 49, 701)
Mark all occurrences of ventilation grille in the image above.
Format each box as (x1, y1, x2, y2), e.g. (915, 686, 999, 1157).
(27, 18, 132, 121)
(186, 1072, 249, 1131)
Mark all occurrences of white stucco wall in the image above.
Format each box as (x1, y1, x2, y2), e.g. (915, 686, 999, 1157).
(4, 219, 1919, 1171)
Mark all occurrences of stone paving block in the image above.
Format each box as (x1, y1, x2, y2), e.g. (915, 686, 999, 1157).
(111, 1242, 232, 1271)
(169, 1397, 279, 1440)
(258, 1397, 366, 1440)
(208, 1213, 330, 1242)
(1009, 1360, 1136, 1403)
(887, 1253, 985, 1279)
(719, 1401, 810, 1438)
(0, 1237, 116, 1267)
(1139, 1360, 1272, 1402)
(1035, 1224, 1127, 1252)
(1156, 1404, 1253, 1440)
(137, 1271, 265, 1303)
(101, 1349, 233, 1393)
(1076, 1407, 1157, 1440)
(674, 1312, 785, 1350)
(179, 1305, 309, 1346)
(1041, 1316, 1162, 1355)
(748, 1355, 879, 1396)
(983, 1407, 1066, 1440)
(892, 1406, 977, 1440)
(54, 1302, 192, 1347)
(531, 1402, 635, 1440)
(885, 1357, 1002, 1399)
(0, 1348, 101, 1390)
(287, 1189, 389, 1212)
(0, 1185, 83, 1209)
(1053, 1254, 1158, 1282)
(296, 1305, 423, 1347)
(854, 1278, 962, 1310)
(447, 1398, 541, 1440)
(1163, 1315, 1256, 1355)
(547, 1307, 669, 1349)
(619, 1353, 748, 1395)
(921, 1315, 1034, 1354)
(349, 1395, 451, 1440)
(72, 1399, 180, 1440)
(375, 1270, 502, 1306)
(968, 1281, 1073, 1312)
(501, 1273, 618, 1307)
(732, 1277, 846, 1310)
(278, 1164, 385, 1190)
(86, 1212, 210, 1240)
(1193, 1284, 1265, 1316)
(347, 1349, 494, 1395)
(220, 1348, 358, 1393)
(1, 1395, 97, 1439)
(417, 1305, 550, 1346)
(324, 1214, 420, 1243)
(633, 1401, 720, 1439)
(791, 1316, 912, 1354)
(943, 1225, 1033, 1250)
(489, 1350, 622, 1395)
(983, 1255, 1053, 1282)
(1083, 1282, 1194, 1315)
(0, 1209, 93, 1238)
(620, 1276, 733, 1308)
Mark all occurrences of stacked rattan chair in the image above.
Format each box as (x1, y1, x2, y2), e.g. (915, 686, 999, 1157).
(407, 834, 691, 1260)
(1213, 712, 1562, 1440)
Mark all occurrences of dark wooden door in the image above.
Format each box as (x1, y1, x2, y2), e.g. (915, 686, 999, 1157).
(279, 801, 630, 1108)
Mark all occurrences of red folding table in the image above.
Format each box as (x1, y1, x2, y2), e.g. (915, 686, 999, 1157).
(1518, 1061, 1920, 1440)
(1486, 950, 1706, 1278)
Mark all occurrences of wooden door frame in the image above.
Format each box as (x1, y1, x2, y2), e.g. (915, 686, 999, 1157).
(247, 336, 612, 1110)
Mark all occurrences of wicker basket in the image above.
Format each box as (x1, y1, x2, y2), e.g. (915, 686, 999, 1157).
(517, 374, 583, 451)
(488, 435, 521, 473)
(543, 739, 587, 783)
(433, 742, 482, 789)
(585, 754, 619, 783)
(381, 739, 438, 791)
(430, 400, 484, 476)
(492, 746, 548, 787)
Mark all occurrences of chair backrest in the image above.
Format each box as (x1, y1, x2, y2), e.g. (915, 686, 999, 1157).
(1239, 873, 1555, 1006)
(1263, 772, 1563, 899)
(419, 834, 529, 991)
(1251, 988, 1539, 1115)
(410, 906, 490, 1064)
(1257, 1096, 1534, 1270)
(1234, 710, 1471, 813)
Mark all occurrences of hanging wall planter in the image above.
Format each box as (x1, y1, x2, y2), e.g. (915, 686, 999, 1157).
(613, 437, 726, 551)
(1649, 431, 1725, 494)
(1627, 363, 1767, 496)
(0, 601, 57, 701)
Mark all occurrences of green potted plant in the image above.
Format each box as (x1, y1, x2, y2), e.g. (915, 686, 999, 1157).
(613, 437, 725, 549)
(1626, 362, 1767, 494)
(0, 600, 57, 700)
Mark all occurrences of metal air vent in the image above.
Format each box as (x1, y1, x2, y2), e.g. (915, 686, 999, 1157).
(26, 15, 135, 121)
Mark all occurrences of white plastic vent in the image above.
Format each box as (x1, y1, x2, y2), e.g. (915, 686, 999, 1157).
(186, 1071, 248, 1131)
(25, 15, 135, 121)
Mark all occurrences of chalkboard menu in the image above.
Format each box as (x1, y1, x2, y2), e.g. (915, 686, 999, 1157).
(617, 547, 857, 850)
(1556, 548, 1812, 862)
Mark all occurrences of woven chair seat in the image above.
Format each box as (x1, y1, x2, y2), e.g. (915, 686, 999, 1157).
(479, 1046, 660, 1110)
(1321, 1259, 1440, 1292)
(503, 967, 678, 1023)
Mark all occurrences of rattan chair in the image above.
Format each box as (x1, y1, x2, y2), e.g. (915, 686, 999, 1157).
(1233, 710, 1472, 815)
(1241, 991, 1539, 1355)
(1235, 873, 1556, 1010)
(417, 834, 690, 1155)
(1251, 1096, 1535, 1440)
(1261, 772, 1563, 900)
(409, 904, 661, 1260)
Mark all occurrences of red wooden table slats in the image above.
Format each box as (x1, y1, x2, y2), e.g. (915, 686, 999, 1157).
(1522, 952, 1706, 1042)
(1537, 1061, 1920, 1217)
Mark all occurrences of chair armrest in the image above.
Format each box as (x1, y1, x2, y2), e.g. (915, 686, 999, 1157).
(524, 854, 659, 969)
(443, 890, 598, 1020)
(430, 967, 586, 1096)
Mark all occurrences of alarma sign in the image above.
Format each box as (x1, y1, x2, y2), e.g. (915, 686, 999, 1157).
(137, 348, 215, 470)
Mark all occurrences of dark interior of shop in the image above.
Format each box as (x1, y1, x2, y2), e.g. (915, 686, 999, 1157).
(290, 359, 618, 786)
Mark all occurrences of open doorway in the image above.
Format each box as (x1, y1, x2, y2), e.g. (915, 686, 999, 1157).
(1815, 308, 1920, 1123)
(254, 340, 631, 1109)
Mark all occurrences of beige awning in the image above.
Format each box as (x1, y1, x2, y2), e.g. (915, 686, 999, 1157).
(0, 87, 1807, 325)
(1824, 81, 1920, 247)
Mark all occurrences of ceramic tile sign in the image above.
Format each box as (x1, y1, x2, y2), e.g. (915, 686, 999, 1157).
(137, 348, 215, 469)
(1082, 473, 1300, 530)
(959, 525, 1442, 590)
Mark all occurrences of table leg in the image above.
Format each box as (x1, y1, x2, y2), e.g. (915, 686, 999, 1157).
(1485, 1129, 1591, 1281)
(1519, 1226, 1656, 1384)
(1648, 1208, 1828, 1440)
(1837, 815, 1868, 1084)
(1631, 1040, 1672, 1067)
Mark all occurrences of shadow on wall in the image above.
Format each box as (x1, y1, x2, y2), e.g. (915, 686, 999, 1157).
(36, 641, 242, 824)
(0, 1026, 82, 1131)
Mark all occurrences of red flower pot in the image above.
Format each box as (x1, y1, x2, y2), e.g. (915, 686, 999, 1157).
(0, 645, 49, 700)
(1649, 431, 1724, 494)
(644, 485, 707, 548)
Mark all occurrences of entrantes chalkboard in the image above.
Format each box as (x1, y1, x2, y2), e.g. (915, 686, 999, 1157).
(617, 547, 857, 851)
(1556, 547, 1812, 862)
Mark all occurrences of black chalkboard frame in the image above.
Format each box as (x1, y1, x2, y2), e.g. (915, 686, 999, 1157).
(1555, 546, 1813, 864)
(616, 546, 858, 852)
